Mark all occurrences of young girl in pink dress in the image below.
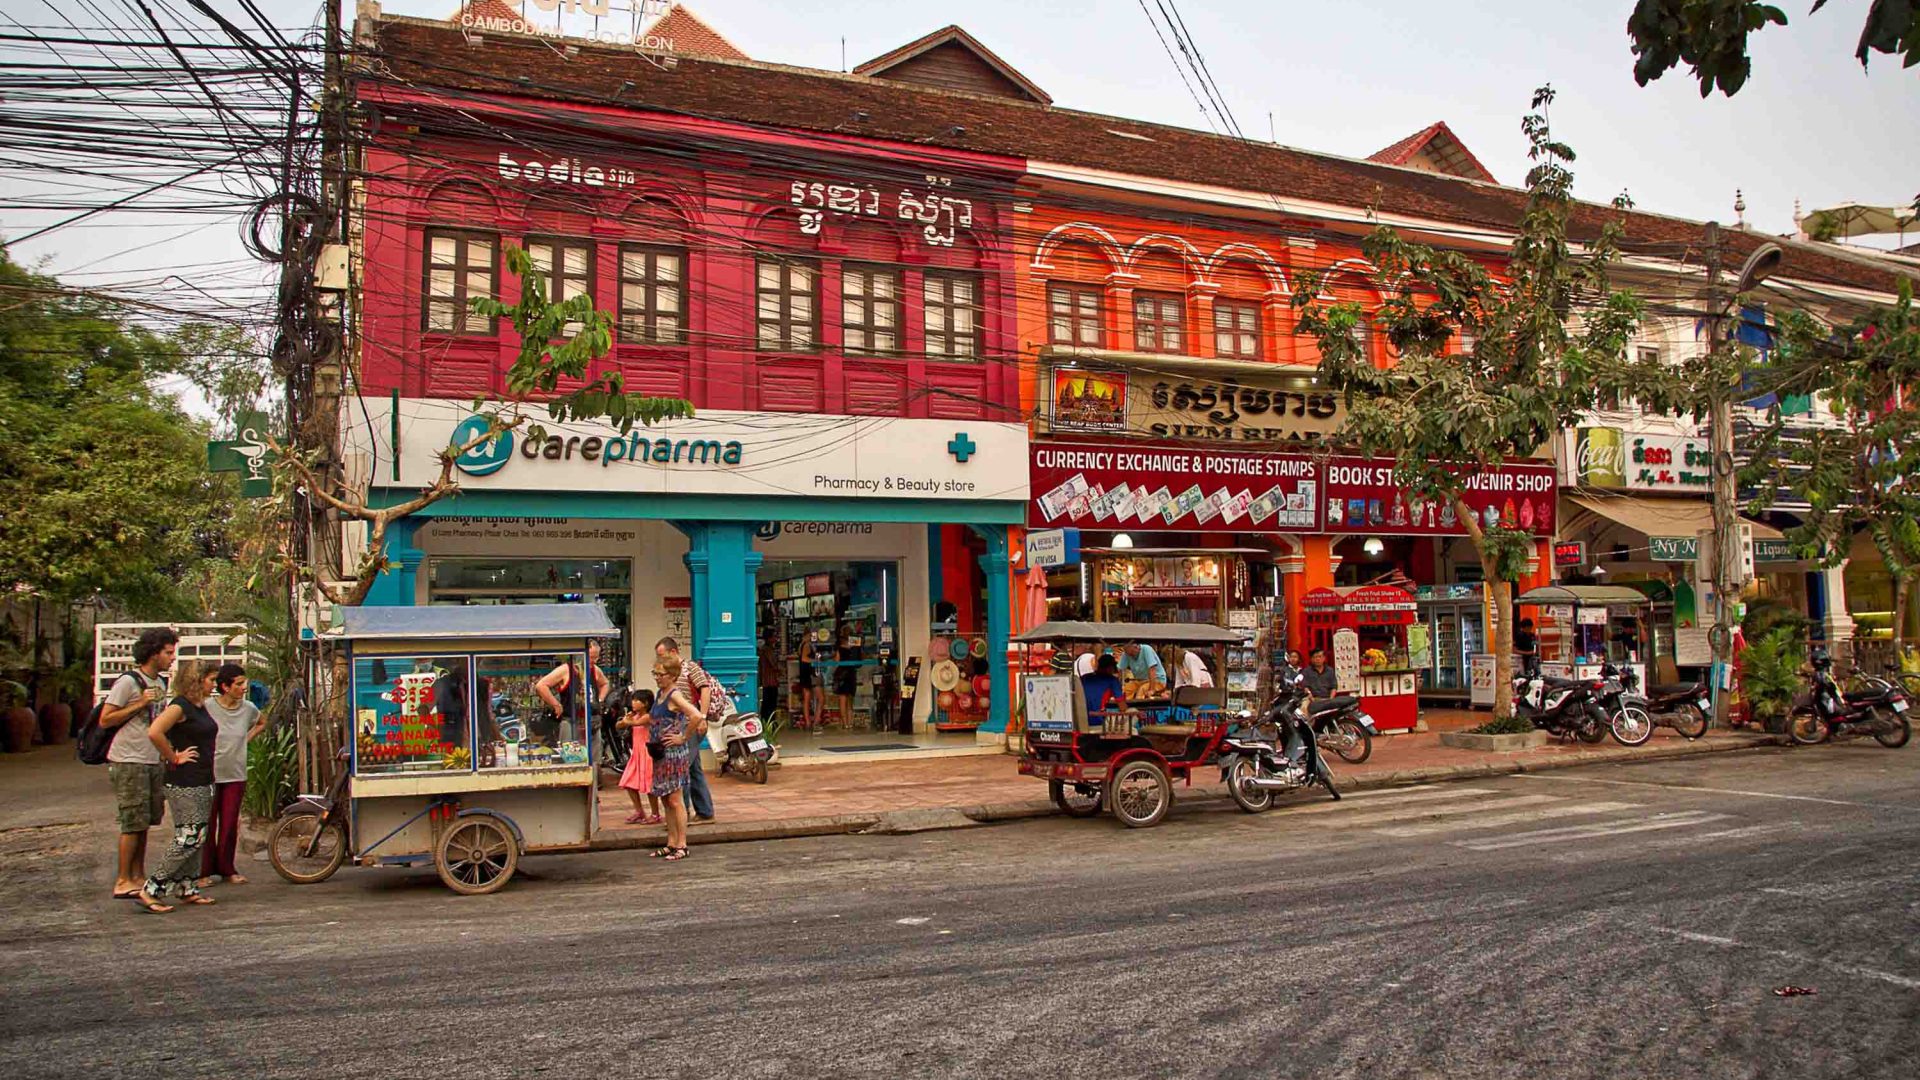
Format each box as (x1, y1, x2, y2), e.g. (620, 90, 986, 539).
(616, 688, 662, 825)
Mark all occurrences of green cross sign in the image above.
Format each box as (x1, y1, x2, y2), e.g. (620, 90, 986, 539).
(207, 410, 276, 498)
(947, 432, 977, 463)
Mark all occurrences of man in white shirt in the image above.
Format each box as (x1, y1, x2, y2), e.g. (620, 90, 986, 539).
(1072, 644, 1101, 678)
(1172, 646, 1215, 689)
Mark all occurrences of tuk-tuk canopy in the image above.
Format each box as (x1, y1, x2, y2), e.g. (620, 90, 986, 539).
(1513, 585, 1653, 608)
(1012, 620, 1245, 646)
(334, 603, 618, 641)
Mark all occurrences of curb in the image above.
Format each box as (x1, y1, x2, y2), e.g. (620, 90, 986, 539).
(583, 733, 1788, 848)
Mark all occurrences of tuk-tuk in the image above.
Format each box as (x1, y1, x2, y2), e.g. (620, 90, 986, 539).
(1014, 620, 1246, 828)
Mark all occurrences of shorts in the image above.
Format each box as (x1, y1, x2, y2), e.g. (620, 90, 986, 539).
(109, 762, 166, 832)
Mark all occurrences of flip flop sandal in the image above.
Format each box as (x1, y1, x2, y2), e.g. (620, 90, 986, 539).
(662, 847, 690, 861)
(184, 894, 217, 905)
(112, 890, 140, 901)
(624, 812, 646, 824)
(134, 895, 174, 914)
(649, 846, 677, 858)
(642, 814, 664, 825)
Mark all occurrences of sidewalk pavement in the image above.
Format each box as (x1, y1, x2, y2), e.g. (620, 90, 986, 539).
(592, 726, 1783, 849)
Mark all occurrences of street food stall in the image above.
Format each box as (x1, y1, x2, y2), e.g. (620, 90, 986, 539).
(1514, 585, 1653, 694)
(1301, 584, 1421, 732)
(286, 604, 614, 894)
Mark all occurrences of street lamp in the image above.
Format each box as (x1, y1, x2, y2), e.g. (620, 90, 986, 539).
(1706, 229, 1782, 726)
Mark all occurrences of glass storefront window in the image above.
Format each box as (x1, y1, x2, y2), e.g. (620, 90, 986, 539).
(354, 656, 472, 774)
(474, 653, 593, 770)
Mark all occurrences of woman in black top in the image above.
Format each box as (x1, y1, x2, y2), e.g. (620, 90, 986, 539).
(833, 625, 860, 729)
(139, 661, 221, 913)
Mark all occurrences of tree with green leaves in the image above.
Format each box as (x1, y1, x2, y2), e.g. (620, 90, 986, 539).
(0, 246, 238, 617)
(1628, 0, 1919, 97)
(1293, 88, 1641, 719)
(1742, 282, 1920, 662)
(282, 242, 693, 611)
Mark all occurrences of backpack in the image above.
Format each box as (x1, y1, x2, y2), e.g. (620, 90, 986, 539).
(76, 672, 149, 766)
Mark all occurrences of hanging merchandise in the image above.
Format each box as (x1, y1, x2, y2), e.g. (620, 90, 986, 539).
(949, 636, 971, 660)
(930, 659, 961, 692)
(928, 637, 950, 661)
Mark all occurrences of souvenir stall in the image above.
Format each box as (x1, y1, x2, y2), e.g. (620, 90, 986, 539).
(1300, 584, 1421, 732)
(1514, 585, 1653, 692)
(1086, 548, 1253, 626)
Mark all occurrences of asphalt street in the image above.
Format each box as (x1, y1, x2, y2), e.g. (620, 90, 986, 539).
(2, 743, 1916, 1079)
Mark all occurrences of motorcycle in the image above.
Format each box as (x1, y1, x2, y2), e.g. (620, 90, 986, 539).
(1218, 685, 1340, 813)
(713, 708, 776, 783)
(1274, 664, 1377, 764)
(1513, 671, 1608, 743)
(1593, 662, 1655, 747)
(1310, 695, 1379, 764)
(1614, 666, 1710, 740)
(1788, 651, 1912, 748)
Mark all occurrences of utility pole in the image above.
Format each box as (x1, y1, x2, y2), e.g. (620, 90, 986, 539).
(1704, 222, 1737, 728)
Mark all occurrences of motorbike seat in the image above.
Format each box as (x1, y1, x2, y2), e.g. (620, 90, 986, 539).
(1540, 677, 1584, 690)
(1308, 695, 1357, 715)
(1845, 685, 1894, 705)
(1650, 682, 1704, 698)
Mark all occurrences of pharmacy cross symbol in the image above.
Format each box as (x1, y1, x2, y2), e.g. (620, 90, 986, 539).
(946, 432, 977, 463)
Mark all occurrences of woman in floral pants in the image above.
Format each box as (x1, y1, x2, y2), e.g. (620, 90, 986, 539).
(137, 662, 221, 913)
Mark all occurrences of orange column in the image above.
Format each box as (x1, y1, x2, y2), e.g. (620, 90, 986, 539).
(1288, 535, 1337, 653)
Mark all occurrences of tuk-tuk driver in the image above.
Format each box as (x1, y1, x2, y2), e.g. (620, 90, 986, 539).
(1081, 653, 1126, 724)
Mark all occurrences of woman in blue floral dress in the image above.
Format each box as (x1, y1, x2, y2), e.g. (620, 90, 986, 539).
(647, 657, 705, 861)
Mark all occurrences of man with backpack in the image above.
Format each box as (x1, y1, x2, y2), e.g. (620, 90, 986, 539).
(98, 628, 179, 900)
(654, 637, 722, 825)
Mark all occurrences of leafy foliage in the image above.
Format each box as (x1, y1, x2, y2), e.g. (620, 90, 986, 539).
(1628, 0, 1919, 98)
(1742, 281, 1920, 645)
(0, 247, 240, 614)
(469, 244, 694, 441)
(1740, 627, 1805, 722)
(242, 724, 299, 819)
(1291, 87, 1641, 717)
(1468, 715, 1537, 735)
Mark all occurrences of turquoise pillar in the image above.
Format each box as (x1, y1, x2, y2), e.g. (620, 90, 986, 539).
(970, 524, 1011, 734)
(675, 522, 762, 711)
(366, 517, 423, 607)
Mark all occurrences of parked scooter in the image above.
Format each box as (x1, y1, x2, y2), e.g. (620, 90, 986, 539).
(1593, 662, 1654, 747)
(1788, 650, 1912, 748)
(713, 708, 776, 783)
(1512, 671, 1609, 743)
(1310, 695, 1379, 763)
(1218, 683, 1340, 813)
(1613, 666, 1710, 740)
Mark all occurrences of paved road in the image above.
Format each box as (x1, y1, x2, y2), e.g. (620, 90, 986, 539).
(3, 744, 1917, 1079)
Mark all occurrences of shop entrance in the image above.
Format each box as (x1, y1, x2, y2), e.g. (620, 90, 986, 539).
(756, 559, 900, 734)
(427, 558, 634, 688)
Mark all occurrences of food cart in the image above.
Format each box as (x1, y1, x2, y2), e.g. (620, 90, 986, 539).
(282, 604, 613, 895)
(1514, 585, 1653, 694)
(1300, 584, 1421, 732)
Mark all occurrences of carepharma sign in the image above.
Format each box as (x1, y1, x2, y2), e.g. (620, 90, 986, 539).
(450, 414, 743, 478)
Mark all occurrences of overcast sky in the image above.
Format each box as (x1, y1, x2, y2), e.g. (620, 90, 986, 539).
(6, 0, 1916, 284)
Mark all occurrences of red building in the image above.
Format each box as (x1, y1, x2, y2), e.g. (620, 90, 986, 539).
(347, 5, 1033, 739)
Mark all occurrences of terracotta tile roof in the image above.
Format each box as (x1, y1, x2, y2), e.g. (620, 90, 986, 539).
(648, 4, 747, 61)
(365, 16, 1902, 299)
(853, 24, 1050, 105)
(1369, 121, 1497, 185)
(448, 0, 523, 25)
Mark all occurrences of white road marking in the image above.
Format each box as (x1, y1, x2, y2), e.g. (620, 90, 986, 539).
(1513, 773, 1917, 811)
(1650, 927, 1920, 990)
(1373, 801, 1639, 837)
(895, 917, 930, 925)
(1454, 811, 1729, 851)
(1281, 786, 1499, 816)
(1328, 794, 1564, 828)
(1644, 823, 1782, 847)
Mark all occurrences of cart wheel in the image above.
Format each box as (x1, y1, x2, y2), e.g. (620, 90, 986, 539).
(436, 814, 519, 895)
(1049, 779, 1104, 817)
(268, 811, 347, 885)
(1107, 760, 1172, 828)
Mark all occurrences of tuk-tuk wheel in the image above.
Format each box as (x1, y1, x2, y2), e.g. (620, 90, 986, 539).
(1049, 779, 1104, 818)
(1107, 760, 1172, 828)
(435, 813, 519, 895)
(267, 811, 347, 885)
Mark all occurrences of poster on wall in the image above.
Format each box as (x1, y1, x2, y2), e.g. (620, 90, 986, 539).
(1321, 456, 1557, 537)
(1332, 628, 1361, 694)
(1049, 369, 1127, 433)
(1028, 437, 1320, 533)
(662, 597, 691, 643)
